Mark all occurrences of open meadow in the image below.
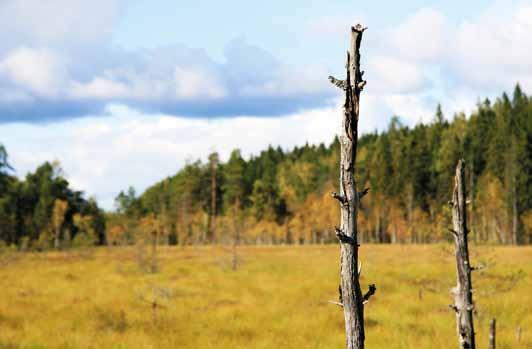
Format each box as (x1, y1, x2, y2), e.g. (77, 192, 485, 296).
(0, 245, 530, 349)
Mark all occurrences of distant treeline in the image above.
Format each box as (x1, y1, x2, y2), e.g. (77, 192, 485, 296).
(0, 154, 106, 249)
(1, 85, 531, 249)
(108, 85, 532, 246)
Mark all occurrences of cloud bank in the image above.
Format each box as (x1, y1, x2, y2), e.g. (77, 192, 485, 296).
(2, 104, 345, 209)
(1, 2, 531, 124)
(0, 0, 333, 122)
(2, 1, 532, 209)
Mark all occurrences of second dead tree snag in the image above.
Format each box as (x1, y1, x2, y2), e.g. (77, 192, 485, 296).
(450, 159, 476, 349)
(329, 24, 375, 349)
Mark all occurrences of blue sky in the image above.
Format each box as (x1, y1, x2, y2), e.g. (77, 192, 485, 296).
(112, 0, 496, 61)
(0, 0, 531, 209)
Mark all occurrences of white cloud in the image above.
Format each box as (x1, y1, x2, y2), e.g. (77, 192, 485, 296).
(358, 3, 532, 124)
(1, 103, 343, 209)
(238, 64, 329, 97)
(70, 77, 130, 99)
(0, 47, 68, 96)
(382, 94, 434, 124)
(1, 89, 415, 210)
(380, 5, 532, 94)
(451, 5, 532, 91)
(368, 56, 428, 93)
(0, 38, 333, 119)
(0, 0, 122, 48)
(174, 66, 226, 99)
(387, 8, 447, 62)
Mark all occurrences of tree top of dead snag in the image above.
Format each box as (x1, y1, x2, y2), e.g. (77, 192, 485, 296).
(352, 24, 367, 33)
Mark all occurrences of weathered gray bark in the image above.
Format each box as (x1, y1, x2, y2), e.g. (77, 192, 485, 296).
(329, 24, 375, 349)
(489, 318, 496, 349)
(450, 159, 476, 349)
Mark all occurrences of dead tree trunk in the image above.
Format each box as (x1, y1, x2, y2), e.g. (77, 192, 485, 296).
(231, 229, 239, 270)
(512, 193, 518, 245)
(54, 228, 61, 249)
(489, 318, 496, 349)
(231, 199, 241, 271)
(329, 24, 375, 349)
(450, 159, 476, 349)
(150, 228, 158, 273)
(209, 152, 218, 243)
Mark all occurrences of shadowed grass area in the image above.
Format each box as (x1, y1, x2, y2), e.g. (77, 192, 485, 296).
(0, 245, 530, 348)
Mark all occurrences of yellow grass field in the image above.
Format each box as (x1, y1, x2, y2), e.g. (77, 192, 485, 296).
(0, 245, 530, 349)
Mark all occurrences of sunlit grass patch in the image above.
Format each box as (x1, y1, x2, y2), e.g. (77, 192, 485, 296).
(0, 245, 530, 348)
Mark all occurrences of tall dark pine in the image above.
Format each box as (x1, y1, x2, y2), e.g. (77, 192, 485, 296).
(329, 24, 375, 349)
(450, 159, 476, 349)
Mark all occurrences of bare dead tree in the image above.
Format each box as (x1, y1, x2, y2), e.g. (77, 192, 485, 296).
(489, 318, 496, 349)
(231, 198, 241, 271)
(450, 159, 476, 349)
(208, 152, 219, 242)
(329, 24, 375, 349)
(137, 286, 172, 324)
(150, 228, 158, 273)
(52, 199, 68, 249)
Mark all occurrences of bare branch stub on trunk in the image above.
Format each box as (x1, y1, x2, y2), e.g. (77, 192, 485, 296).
(329, 24, 374, 349)
(451, 159, 476, 349)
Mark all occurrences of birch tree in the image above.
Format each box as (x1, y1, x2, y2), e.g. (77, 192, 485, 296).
(52, 199, 68, 249)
